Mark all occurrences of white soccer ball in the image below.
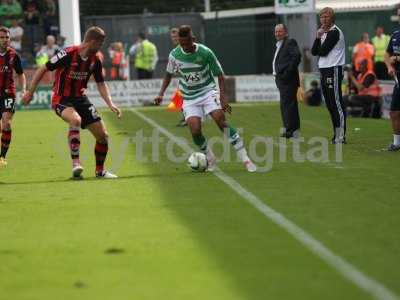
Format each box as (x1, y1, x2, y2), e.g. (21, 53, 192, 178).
(188, 152, 208, 172)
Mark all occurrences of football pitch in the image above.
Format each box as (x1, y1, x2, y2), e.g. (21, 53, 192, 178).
(0, 103, 399, 300)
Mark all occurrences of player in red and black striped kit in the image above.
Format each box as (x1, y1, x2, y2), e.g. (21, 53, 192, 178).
(23, 26, 122, 179)
(0, 26, 26, 168)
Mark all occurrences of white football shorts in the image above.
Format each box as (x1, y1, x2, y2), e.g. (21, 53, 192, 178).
(182, 90, 221, 121)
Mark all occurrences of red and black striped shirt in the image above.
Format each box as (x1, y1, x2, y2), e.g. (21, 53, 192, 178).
(46, 45, 104, 107)
(0, 47, 23, 98)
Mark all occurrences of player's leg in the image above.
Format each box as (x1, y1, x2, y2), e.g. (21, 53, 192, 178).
(72, 97, 115, 178)
(57, 106, 84, 177)
(0, 110, 2, 166)
(177, 110, 187, 127)
(336, 66, 347, 139)
(278, 87, 289, 136)
(209, 109, 256, 172)
(183, 101, 217, 170)
(186, 116, 206, 150)
(201, 91, 256, 172)
(86, 120, 116, 178)
(279, 83, 300, 137)
(321, 67, 345, 143)
(389, 111, 400, 151)
(388, 85, 400, 151)
(0, 112, 13, 166)
(186, 115, 218, 171)
(0, 97, 16, 167)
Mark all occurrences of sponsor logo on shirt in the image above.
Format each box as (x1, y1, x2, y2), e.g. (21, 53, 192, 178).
(68, 71, 89, 80)
(0, 65, 9, 72)
(183, 72, 201, 83)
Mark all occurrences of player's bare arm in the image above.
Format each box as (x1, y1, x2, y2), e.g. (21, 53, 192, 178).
(154, 72, 172, 105)
(96, 82, 122, 118)
(218, 75, 231, 114)
(17, 73, 26, 95)
(385, 52, 396, 77)
(22, 65, 48, 105)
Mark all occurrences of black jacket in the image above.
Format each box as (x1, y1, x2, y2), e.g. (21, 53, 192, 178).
(274, 38, 301, 86)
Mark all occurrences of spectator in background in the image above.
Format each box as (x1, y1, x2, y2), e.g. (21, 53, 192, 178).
(109, 42, 127, 81)
(35, 35, 59, 66)
(0, 2, 10, 26)
(372, 26, 390, 80)
(9, 18, 23, 53)
(24, 0, 40, 55)
(170, 27, 179, 47)
(38, 35, 59, 58)
(352, 33, 374, 73)
(0, 0, 22, 27)
(43, 0, 58, 36)
(129, 32, 158, 79)
(170, 27, 186, 127)
(0, 2, 6, 25)
(56, 35, 66, 48)
(304, 80, 322, 106)
(345, 59, 382, 118)
(97, 49, 106, 78)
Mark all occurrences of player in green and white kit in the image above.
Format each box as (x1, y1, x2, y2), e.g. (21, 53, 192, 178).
(155, 25, 256, 172)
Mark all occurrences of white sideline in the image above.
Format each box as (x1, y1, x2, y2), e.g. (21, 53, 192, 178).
(130, 108, 399, 300)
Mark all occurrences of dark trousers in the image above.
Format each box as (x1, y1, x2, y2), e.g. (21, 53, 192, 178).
(137, 68, 153, 79)
(320, 66, 346, 140)
(276, 80, 300, 135)
(344, 95, 382, 118)
(374, 61, 389, 80)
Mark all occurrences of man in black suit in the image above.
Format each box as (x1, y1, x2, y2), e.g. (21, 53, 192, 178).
(273, 24, 301, 138)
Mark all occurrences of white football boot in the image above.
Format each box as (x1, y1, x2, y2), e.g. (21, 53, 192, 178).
(96, 170, 118, 179)
(72, 165, 84, 179)
(243, 159, 257, 173)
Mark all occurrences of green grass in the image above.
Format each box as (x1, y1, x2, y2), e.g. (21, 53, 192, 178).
(0, 103, 399, 300)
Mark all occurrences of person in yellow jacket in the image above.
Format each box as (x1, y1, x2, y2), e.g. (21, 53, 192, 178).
(372, 26, 391, 79)
(129, 32, 158, 79)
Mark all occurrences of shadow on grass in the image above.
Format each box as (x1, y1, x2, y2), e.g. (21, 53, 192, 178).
(102, 110, 344, 300)
(0, 171, 201, 186)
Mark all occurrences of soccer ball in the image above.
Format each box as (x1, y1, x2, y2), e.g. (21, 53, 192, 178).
(187, 152, 208, 172)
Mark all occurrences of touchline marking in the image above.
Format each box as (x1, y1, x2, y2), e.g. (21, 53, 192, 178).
(130, 108, 399, 300)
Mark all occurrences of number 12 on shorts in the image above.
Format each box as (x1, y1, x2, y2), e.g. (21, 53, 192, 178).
(89, 105, 99, 119)
(5, 98, 14, 109)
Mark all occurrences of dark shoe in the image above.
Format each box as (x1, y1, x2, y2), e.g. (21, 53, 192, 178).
(387, 143, 400, 151)
(281, 129, 300, 139)
(281, 132, 293, 139)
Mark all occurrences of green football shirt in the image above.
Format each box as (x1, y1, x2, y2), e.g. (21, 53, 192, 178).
(166, 43, 224, 101)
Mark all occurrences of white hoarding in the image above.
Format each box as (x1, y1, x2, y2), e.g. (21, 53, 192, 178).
(275, 0, 315, 14)
(86, 79, 179, 108)
(235, 75, 280, 102)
